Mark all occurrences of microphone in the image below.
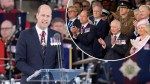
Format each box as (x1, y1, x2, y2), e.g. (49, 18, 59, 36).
(53, 33, 61, 46)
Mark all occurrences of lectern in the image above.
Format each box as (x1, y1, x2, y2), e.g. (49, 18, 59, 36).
(27, 69, 83, 84)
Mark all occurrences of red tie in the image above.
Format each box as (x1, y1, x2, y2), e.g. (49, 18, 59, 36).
(40, 31, 46, 55)
(40, 31, 46, 46)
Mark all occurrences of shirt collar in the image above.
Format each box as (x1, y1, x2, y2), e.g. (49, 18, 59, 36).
(35, 24, 48, 35)
(112, 32, 121, 38)
(82, 22, 89, 28)
(69, 18, 77, 22)
(94, 18, 101, 22)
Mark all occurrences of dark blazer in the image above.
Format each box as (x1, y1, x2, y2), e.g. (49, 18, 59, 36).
(67, 18, 81, 29)
(89, 16, 110, 39)
(90, 17, 110, 58)
(104, 33, 129, 60)
(16, 27, 62, 84)
(67, 18, 81, 36)
(75, 23, 95, 56)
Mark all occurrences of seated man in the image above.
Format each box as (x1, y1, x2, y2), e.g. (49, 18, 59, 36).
(98, 19, 130, 60)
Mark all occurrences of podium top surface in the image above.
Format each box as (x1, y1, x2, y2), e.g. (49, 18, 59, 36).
(27, 69, 83, 83)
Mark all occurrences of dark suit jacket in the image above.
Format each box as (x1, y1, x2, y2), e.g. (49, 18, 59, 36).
(16, 27, 62, 84)
(75, 23, 95, 56)
(104, 33, 129, 60)
(67, 18, 81, 36)
(90, 16, 110, 58)
(67, 18, 81, 29)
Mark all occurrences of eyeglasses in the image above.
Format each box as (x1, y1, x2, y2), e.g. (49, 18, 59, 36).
(93, 11, 101, 13)
(68, 11, 77, 13)
(1, 27, 12, 30)
(82, 5, 88, 7)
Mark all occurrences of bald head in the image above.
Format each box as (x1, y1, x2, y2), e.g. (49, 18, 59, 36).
(0, 20, 14, 41)
(37, 4, 52, 14)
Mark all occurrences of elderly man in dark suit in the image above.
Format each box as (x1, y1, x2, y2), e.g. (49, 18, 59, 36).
(16, 4, 63, 84)
(98, 19, 129, 60)
(71, 10, 95, 56)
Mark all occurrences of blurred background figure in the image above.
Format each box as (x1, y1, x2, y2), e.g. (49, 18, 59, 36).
(130, 19, 150, 55)
(130, 9, 142, 39)
(110, 1, 135, 38)
(139, 5, 150, 21)
(90, 5, 110, 59)
(0, 0, 18, 13)
(145, 0, 150, 5)
(0, 0, 30, 30)
(0, 20, 20, 79)
(82, 0, 90, 11)
(51, 17, 68, 39)
(0, 20, 15, 43)
(67, 5, 81, 36)
(73, 1, 82, 14)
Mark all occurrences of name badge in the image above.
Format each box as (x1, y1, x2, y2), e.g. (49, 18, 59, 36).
(116, 40, 126, 45)
(50, 37, 61, 46)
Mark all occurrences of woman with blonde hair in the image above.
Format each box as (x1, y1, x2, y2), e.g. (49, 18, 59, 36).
(124, 19, 150, 83)
(130, 19, 150, 55)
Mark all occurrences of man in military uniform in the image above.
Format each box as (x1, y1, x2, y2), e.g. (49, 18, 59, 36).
(111, 1, 135, 38)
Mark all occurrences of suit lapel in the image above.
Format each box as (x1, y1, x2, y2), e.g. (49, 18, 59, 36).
(32, 27, 44, 59)
(118, 33, 123, 40)
(96, 19, 102, 27)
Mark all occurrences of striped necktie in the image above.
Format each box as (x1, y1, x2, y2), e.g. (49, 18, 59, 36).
(68, 21, 73, 29)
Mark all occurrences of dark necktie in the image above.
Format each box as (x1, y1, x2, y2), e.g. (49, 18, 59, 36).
(40, 31, 46, 55)
(111, 35, 117, 45)
(94, 21, 97, 25)
(80, 26, 84, 34)
(40, 31, 46, 45)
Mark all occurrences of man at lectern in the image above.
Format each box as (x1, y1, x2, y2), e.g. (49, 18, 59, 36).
(16, 4, 63, 84)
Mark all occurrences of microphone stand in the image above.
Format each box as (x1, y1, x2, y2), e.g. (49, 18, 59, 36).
(56, 41, 63, 69)
(54, 33, 64, 84)
(57, 39, 64, 84)
(5, 28, 18, 84)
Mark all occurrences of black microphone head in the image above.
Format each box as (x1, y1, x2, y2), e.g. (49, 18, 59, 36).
(54, 33, 61, 40)
(53, 33, 61, 45)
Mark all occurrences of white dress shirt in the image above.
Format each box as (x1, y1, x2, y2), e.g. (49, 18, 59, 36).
(35, 25, 48, 45)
